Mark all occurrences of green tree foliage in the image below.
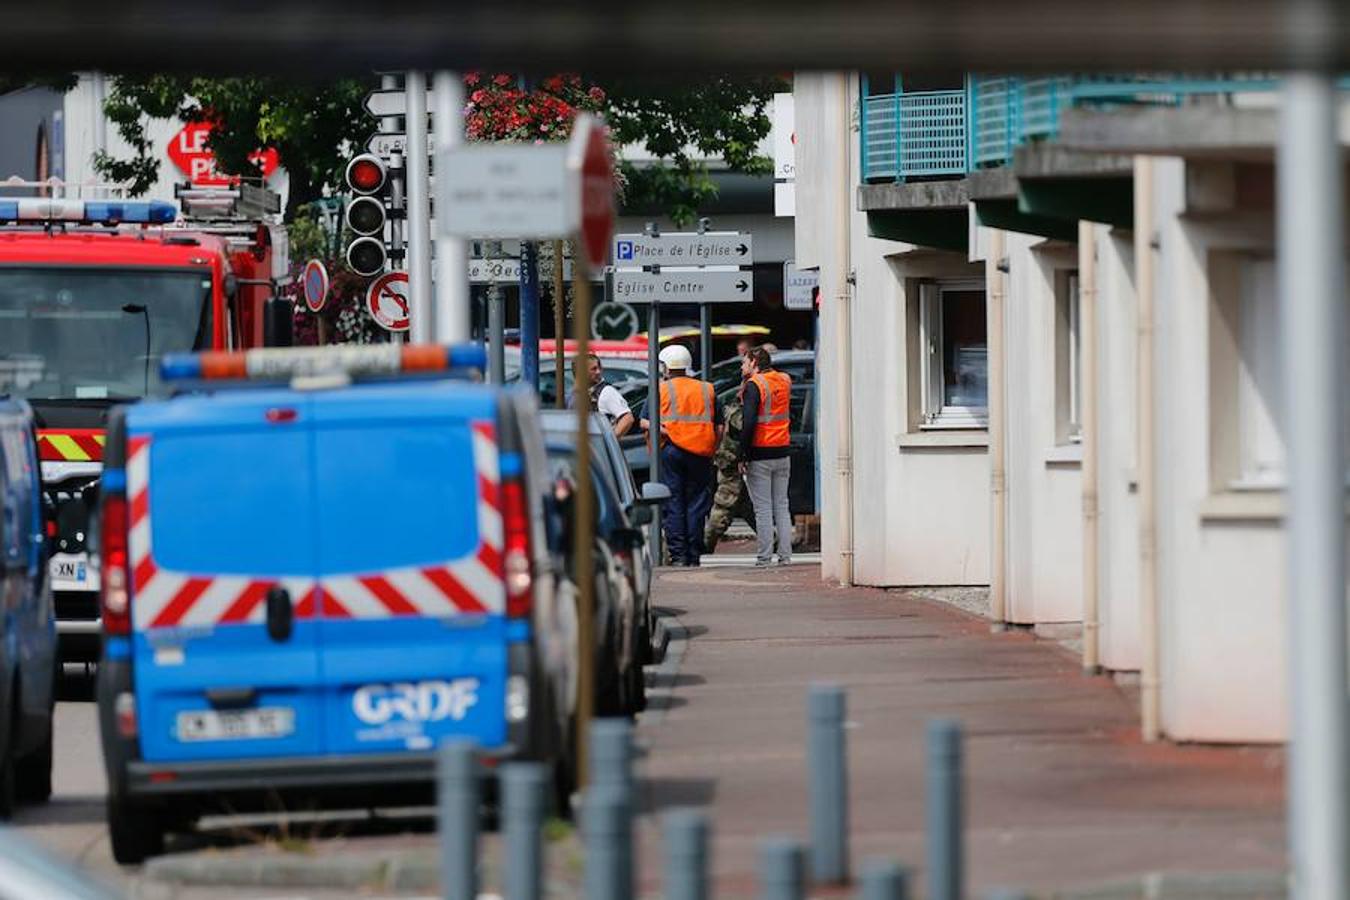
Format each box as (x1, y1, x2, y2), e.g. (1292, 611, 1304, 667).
(94, 73, 783, 225)
(96, 75, 373, 221)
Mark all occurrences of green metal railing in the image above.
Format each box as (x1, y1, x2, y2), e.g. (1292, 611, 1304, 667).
(861, 74, 1282, 183)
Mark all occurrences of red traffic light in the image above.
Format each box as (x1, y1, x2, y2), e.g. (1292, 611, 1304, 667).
(345, 154, 387, 195)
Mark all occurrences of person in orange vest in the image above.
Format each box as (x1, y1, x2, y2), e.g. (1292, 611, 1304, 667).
(738, 346, 793, 566)
(653, 344, 722, 566)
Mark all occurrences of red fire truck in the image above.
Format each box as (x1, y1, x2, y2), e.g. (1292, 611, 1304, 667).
(0, 181, 290, 662)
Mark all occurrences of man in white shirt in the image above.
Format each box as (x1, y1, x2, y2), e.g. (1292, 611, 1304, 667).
(570, 353, 635, 437)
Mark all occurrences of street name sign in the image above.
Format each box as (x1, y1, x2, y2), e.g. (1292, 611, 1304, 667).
(437, 144, 572, 239)
(783, 261, 818, 311)
(591, 301, 641, 340)
(612, 269, 754, 303)
(366, 133, 408, 157)
(612, 233, 753, 265)
(468, 257, 590, 283)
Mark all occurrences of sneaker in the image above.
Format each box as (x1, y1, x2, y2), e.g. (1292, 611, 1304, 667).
(776, 558, 792, 566)
(754, 559, 773, 568)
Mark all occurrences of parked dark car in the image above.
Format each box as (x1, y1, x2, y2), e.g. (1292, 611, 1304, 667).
(0, 397, 57, 817)
(542, 434, 662, 716)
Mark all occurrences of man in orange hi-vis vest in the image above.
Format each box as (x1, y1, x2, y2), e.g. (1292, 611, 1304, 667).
(738, 346, 793, 566)
(654, 344, 723, 566)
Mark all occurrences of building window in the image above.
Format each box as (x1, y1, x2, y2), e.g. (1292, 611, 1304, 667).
(918, 279, 988, 428)
(1055, 271, 1083, 444)
(1234, 258, 1285, 487)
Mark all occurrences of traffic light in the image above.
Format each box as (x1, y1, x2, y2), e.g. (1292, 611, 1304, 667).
(344, 154, 388, 278)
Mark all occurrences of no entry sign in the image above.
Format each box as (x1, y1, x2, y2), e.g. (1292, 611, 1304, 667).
(366, 271, 411, 332)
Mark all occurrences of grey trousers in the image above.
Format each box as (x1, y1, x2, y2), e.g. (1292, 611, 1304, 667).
(746, 456, 793, 564)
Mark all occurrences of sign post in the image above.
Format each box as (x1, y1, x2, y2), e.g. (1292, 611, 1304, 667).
(553, 239, 567, 409)
(568, 114, 613, 793)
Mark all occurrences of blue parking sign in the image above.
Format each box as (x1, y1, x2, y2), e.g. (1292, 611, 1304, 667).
(616, 240, 634, 261)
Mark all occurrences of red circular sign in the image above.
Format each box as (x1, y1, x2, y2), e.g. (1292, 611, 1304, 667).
(302, 259, 330, 313)
(167, 121, 280, 187)
(366, 271, 411, 332)
(576, 118, 614, 270)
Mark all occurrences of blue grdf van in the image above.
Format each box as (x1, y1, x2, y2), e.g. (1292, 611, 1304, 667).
(95, 344, 572, 863)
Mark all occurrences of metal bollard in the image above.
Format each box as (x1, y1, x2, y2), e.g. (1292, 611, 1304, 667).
(664, 808, 710, 900)
(858, 859, 909, 900)
(757, 837, 805, 900)
(502, 762, 549, 900)
(589, 717, 634, 795)
(807, 683, 849, 884)
(582, 786, 633, 900)
(925, 719, 963, 900)
(437, 740, 479, 900)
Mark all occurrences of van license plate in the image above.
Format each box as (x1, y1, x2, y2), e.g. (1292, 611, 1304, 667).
(176, 708, 295, 742)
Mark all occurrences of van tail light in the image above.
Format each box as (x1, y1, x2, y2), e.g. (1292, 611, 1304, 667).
(100, 493, 132, 636)
(500, 478, 533, 619)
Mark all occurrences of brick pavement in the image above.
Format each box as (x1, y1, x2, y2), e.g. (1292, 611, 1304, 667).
(634, 564, 1286, 897)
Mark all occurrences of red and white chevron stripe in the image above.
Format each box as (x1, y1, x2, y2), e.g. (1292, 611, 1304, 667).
(126, 422, 505, 631)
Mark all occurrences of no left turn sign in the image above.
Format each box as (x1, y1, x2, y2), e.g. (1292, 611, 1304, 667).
(366, 271, 411, 332)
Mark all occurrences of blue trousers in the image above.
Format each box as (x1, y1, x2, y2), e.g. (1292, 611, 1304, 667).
(660, 443, 714, 564)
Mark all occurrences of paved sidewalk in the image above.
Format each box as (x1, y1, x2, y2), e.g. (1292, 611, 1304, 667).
(634, 564, 1286, 897)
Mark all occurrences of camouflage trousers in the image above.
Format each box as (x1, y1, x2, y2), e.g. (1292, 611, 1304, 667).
(704, 464, 755, 552)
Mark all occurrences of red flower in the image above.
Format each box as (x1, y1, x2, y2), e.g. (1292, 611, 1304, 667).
(464, 72, 481, 86)
(493, 73, 512, 87)
(470, 89, 487, 104)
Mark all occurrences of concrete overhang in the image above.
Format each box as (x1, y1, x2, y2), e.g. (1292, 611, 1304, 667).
(859, 179, 970, 252)
(1054, 105, 1293, 161)
(968, 144, 1135, 238)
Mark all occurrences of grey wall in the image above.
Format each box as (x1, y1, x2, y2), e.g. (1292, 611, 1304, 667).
(0, 87, 66, 186)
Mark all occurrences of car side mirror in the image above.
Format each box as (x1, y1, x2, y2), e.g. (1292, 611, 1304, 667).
(264, 296, 294, 347)
(639, 482, 671, 505)
(630, 504, 653, 527)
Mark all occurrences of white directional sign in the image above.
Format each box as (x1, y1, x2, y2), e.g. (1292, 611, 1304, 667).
(612, 233, 753, 266)
(364, 89, 433, 118)
(612, 269, 754, 303)
(438, 144, 572, 239)
(783, 261, 819, 311)
(468, 258, 591, 283)
(366, 133, 409, 157)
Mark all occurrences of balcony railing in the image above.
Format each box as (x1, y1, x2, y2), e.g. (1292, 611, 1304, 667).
(861, 75, 1283, 183)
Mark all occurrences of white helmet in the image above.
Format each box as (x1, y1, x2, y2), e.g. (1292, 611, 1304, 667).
(659, 344, 694, 372)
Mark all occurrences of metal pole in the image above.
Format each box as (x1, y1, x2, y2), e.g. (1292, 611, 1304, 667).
(521, 240, 541, 390)
(664, 809, 709, 900)
(404, 70, 433, 342)
(388, 151, 405, 270)
(859, 859, 909, 900)
(582, 787, 631, 900)
(588, 718, 633, 795)
(699, 303, 713, 374)
(437, 740, 478, 900)
(489, 283, 506, 384)
(645, 223, 663, 553)
(925, 719, 962, 900)
(433, 70, 470, 344)
(501, 762, 548, 900)
(757, 837, 805, 900)
(573, 255, 596, 789)
(807, 683, 848, 884)
(554, 239, 567, 409)
(1279, 69, 1348, 900)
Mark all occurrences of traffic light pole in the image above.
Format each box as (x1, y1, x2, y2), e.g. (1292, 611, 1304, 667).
(388, 152, 405, 268)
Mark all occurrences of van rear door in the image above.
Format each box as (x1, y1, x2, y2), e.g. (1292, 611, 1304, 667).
(309, 382, 509, 755)
(127, 391, 323, 762)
